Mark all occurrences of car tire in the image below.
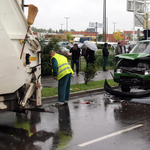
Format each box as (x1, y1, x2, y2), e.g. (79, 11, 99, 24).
(121, 84, 131, 92)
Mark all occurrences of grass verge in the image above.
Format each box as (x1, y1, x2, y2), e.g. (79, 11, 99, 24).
(41, 79, 118, 97)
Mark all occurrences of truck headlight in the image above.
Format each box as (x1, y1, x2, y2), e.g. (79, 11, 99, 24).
(116, 69, 122, 73)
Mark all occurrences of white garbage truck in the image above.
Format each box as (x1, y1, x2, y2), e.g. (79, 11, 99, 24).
(0, 0, 42, 112)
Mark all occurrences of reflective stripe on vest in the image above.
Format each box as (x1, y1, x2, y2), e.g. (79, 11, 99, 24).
(57, 66, 71, 75)
(58, 63, 69, 68)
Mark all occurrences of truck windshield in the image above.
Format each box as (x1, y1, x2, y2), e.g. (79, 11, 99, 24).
(130, 42, 150, 54)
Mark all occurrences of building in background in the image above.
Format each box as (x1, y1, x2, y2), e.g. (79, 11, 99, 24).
(34, 30, 144, 43)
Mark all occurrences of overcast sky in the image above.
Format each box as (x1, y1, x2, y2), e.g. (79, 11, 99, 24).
(24, 0, 143, 34)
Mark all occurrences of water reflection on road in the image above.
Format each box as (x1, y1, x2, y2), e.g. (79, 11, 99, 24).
(0, 92, 150, 149)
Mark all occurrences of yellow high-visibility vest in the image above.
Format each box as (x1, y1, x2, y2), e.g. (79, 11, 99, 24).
(51, 53, 73, 80)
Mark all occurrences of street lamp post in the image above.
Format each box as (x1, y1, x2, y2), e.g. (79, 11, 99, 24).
(113, 22, 116, 33)
(60, 24, 64, 30)
(60, 24, 64, 34)
(64, 17, 70, 31)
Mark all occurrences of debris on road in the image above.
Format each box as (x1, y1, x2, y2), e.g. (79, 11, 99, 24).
(81, 101, 90, 104)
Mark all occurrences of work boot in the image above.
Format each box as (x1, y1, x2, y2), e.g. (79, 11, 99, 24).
(52, 102, 64, 107)
(64, 101, 68, 106)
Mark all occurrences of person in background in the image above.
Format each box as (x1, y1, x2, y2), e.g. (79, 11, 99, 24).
(102, 43, 109, 71)
(88, 48, 95, 65)
(128, 46, 132, 53)
(115, 42, 121, 63)
(120, 41, 126, 54)
(70, 44, 80, 76)
(115, 42, 121, 55)
(49, 50, 74, 107)
(82, 45, 88, 67)
(83, 46, 95, 67)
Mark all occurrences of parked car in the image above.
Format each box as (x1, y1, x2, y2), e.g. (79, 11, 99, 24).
(60, 47, 70, 53)
(105, 40, 150, 98)
(58, 41, 70, 47)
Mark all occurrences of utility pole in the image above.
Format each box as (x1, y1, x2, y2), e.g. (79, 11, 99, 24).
(133, 0, 135, 42)
(60, 24, 64, 34)
(103, 0, 106, 42)
(146, 13, 149, 40)
(106, 18, 108, 41)
(113, 22, 116, 33)
(64, 17, 70, 31)
(96, 22, 98, 44)
(60, 24, 64, 30)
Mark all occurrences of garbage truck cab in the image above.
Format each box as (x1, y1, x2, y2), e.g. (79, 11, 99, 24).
(0, 0, 42, 112)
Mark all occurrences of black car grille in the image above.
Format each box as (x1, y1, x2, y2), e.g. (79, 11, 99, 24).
(120, 67, 145, 75)
(122, 70, 145, 75)
(119, 76, 143, 85)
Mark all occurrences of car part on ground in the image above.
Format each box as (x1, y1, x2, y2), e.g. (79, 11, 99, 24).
(104, 80, 150, 98)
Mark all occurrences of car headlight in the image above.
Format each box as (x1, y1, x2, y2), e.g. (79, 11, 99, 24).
(116, 69, 122, 73)
(145, 70, 150, 75)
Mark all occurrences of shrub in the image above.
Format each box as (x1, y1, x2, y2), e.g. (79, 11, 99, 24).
(95, 53, 115, 69)
(41, 38, 61, 76)
(81, 63, 98, 84)
(97, 44, 103, 49)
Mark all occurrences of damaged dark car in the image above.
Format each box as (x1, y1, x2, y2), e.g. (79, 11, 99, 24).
(104, 40, 150, 98)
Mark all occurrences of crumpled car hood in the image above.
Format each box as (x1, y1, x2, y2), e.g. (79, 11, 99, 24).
(116, 53, 150, 60)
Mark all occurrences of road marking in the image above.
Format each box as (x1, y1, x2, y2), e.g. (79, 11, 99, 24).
(78, 124, 143, 147)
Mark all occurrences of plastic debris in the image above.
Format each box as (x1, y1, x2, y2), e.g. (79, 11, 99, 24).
(81, 101, 90, 104)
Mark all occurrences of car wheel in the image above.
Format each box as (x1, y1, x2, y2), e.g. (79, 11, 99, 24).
(121, 84, 131, 92)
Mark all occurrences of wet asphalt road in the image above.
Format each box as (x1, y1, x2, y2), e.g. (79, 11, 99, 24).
(1, 91, 150, 150)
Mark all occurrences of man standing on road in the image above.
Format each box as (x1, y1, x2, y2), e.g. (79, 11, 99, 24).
(49, 50, 74, 107)
(70, 44, 80, 76)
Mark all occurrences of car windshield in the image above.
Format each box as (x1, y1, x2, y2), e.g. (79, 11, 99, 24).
(130, 41, 150, 54)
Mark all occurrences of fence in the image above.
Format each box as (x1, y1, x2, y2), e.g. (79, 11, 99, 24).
(67, 54, 116, 71)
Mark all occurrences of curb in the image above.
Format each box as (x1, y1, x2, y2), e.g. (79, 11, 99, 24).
(42, 87, 117, 102)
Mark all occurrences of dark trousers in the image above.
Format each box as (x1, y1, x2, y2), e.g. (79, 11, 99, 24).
(103, 56, 108, 70)
(58, 73, 71, 103)
(71, 59, 79, 74)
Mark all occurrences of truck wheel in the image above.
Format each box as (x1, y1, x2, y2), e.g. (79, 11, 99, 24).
(121, 84, 130, 92)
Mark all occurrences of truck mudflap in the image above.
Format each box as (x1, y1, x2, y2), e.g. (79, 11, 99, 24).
(104, 79, 150, 98)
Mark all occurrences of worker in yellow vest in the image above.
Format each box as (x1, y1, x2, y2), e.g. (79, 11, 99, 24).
(49, 50, 74, 107)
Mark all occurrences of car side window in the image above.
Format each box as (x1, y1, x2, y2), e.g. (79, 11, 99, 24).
(131, 42, 150, 54)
